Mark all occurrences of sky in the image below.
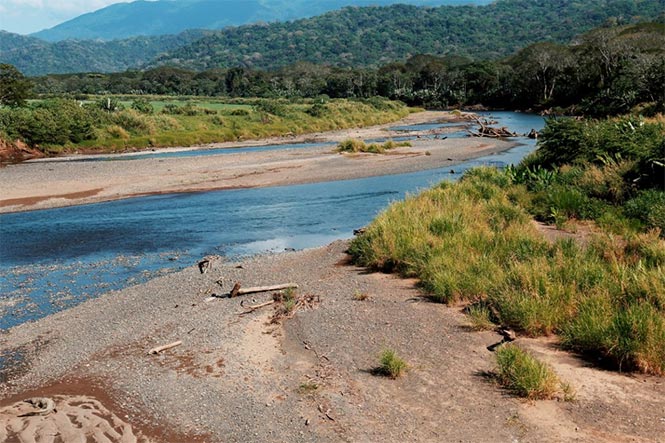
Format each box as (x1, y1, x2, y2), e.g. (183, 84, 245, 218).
(0, 0, 131, 34)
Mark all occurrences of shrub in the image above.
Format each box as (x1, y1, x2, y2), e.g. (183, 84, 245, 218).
(255, 100, 287, 117)
(105, 125, 130, 139)
(111, 109, 155, 134)
(624, 190, 665, 233)
(337, 139, 410, 154)
(375, 349, 408, 379)
(229, 108, 251, 116)
(495, 345, 559, 399)
(131, 98, 154, 114)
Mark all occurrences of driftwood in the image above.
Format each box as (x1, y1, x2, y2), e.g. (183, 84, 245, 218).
(270, 293, 319, 324)
(468, 118, 518, 138)
(229, 282, 242, 298)
(148, 341, 182, 355)
(198, 259, 211, 274)
(228, 282, 298, 298)
(486, 326, 517, 352)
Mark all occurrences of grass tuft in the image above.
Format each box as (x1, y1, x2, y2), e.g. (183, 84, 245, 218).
(375, 349, 408, 379)
(465, 303, 496, 331)
(353, 290, 370, 301)
(495, 344, 559, 400)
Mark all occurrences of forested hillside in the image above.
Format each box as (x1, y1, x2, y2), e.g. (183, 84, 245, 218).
(1, 0, 661, 76)
(151, 0, 664, 70)
(33, 0, 490, 42)
(32, 22, 665, 116)
(0, 31, 211, 76)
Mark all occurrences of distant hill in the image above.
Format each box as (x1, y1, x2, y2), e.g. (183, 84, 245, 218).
(0, 30, 210, 76)
(150, 0, 665, 70)
(2, 0, 662, 76)
(32, 0, 491, 42)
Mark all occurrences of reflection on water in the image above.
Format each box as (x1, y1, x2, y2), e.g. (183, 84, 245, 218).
(0, 112, 545, 329)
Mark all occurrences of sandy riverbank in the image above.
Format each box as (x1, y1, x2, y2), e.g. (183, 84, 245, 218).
(0, 111, 517, 213)
(1, 240, 663, 442)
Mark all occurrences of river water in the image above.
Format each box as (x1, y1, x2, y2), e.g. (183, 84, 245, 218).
(0, 111, 545, 329)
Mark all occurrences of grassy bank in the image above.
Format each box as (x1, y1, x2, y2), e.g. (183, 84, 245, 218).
(350, 116, 665, 375)
(0, 96, 412, 155)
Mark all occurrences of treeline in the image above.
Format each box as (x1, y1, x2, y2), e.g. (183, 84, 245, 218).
(32, 23, 665, 115)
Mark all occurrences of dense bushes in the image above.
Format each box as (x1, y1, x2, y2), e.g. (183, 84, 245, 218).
(0, 97, 410, 153)
(0, 99, 101, 147)
(512, 116, 665, 232)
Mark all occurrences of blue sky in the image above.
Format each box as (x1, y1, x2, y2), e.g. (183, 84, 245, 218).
(0, 0, 129, 34)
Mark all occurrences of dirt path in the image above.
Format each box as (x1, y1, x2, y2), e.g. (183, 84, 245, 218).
(0, 111, 516, 213)
(1, 241, 663, 442)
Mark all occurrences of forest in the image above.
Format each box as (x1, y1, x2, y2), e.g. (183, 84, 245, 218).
(0, 0, 662, 76)
(29, 22, 665, 116)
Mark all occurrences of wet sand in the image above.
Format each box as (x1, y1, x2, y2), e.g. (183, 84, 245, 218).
(0, 111, 515, 213)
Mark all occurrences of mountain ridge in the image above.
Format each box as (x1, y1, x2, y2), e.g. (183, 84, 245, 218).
(2, 0, 662, 76)
(32, 0, 491, 42)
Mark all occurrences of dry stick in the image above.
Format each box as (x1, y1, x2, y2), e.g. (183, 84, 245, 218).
(237, 300, 276, 315)
(229, 283, 298, 298)
(147, 341, 182, 355)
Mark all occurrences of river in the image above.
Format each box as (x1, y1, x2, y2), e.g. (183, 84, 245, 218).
(0, 111, 545, 329)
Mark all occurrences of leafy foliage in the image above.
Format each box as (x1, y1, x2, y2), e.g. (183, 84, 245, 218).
(0, 64, 32, 106)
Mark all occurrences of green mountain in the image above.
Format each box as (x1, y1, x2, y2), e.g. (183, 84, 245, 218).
(0, 30, 210, 76)
(32, 0, 490, 42)
(2, 0, 662, 76)
(150, 0, 664, 70)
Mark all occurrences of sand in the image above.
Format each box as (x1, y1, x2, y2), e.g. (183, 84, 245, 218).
(0, 111, 516, 213)
(1, 241, 664, 442)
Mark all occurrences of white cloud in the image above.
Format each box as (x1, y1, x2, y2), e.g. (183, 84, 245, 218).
(2, 0, 126, 14)
(0, 0, 131, 33)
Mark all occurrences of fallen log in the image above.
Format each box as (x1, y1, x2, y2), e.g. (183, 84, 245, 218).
(148, 341, 182, 355)
(228, 282, 298, 298)
(469, 118, 518, 138)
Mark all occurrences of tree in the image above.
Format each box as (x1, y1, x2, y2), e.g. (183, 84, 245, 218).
(0, 64, 32, 106)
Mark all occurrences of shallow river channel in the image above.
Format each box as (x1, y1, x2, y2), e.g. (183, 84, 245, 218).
(0, 112, 545, 329)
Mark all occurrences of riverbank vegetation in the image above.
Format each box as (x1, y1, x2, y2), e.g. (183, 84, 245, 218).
(0, 97, 410, 154)
(349, 115, 665, 375)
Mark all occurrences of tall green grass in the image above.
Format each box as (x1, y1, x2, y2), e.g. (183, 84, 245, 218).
(0, 97, 411, 154)
(495, 345, 559, 399)
(350, 167, 665, 375)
